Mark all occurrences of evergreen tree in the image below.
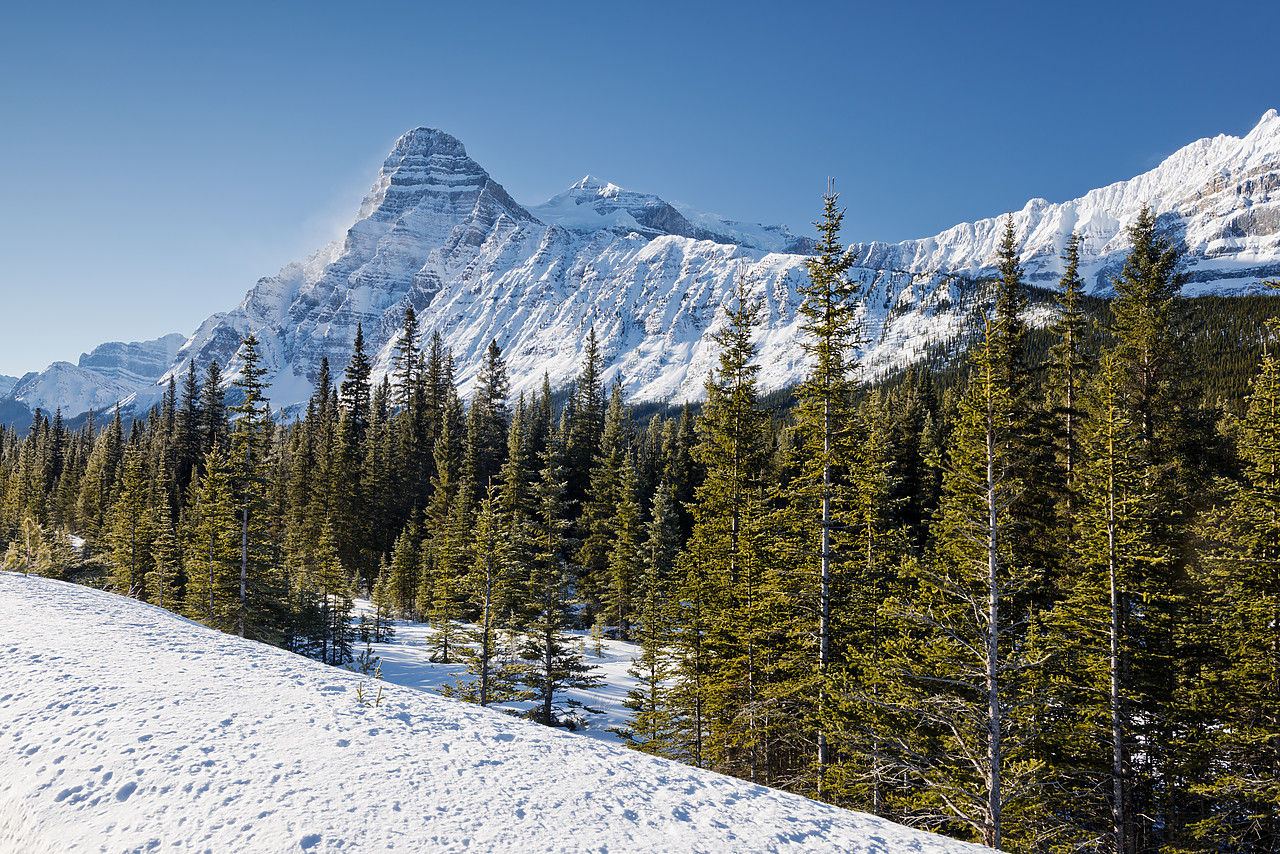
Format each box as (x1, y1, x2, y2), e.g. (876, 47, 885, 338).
(604, 453, 644, 641)
(519, 433, 602, 728)
(427, 485, 471, 664)
(182, 445, 240, 631)
(576, 381, 629, 615)
(682, 273, 774, 782)
(619, 481, 683, 756)
(149, 513, 182, 611)
(200, 360, 228, 458)
(1050, 353, 1167, 854)
(1192, 318, 1280, 851)
(1046, 231, 1090, 523)
(792, 186, 862, 797)
(883, 323, 1043, 849)
(341, 323, 373, 445)
(444, 491, 529, 706)
(1111, 205, 1187, 453)
(385, 521, 422, 618)
(565, 327, 606, 511)
(176, 359, 202, 491)
(228, 335, 285, 642)
(473, 338, 511, 488)
(106, 445, 154, 598)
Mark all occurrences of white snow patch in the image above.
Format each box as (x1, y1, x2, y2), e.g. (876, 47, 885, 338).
(0, 573, 989, 853)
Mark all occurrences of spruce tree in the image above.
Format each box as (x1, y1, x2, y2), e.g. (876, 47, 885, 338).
(792, 185, 862, 798)
(619, 481, 683, 757)
(884, 323, 1043, 849)
(107, 445, 153, 598)
(444, 491, 528, 706)
(519, 432, 602, 728)
(1046, 231, 1090, 523)
(1193, 318, 1280, 851)
(182, 444, 240, 631)
(682, 273, 773, 782)
(229, 334, 284, 642)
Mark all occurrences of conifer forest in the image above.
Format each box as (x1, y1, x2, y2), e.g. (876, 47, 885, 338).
(5, 195, 1280, 853)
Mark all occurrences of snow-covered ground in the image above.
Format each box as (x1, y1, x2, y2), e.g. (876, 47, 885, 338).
(352, 599, 640, 746)
(0, 573, 989, 853)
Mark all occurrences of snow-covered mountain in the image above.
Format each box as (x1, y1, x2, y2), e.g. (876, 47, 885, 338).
(4, 333, 185, 419)
(0, 375, 16, 397)
(851, 109, 1280, 295)
(0, 572, 989, 853)
(6, 110, 1280, 421)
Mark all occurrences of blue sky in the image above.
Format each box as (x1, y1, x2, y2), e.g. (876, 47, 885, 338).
(1, 0, 1277, 377)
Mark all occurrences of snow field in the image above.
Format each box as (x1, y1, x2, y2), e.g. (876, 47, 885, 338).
(0, 573, 991, 853)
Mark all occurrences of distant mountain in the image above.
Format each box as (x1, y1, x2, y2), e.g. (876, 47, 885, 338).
(6, 110, 1280, 424)
(849, 109, 1280, 294)
(4, 334, 184, 421)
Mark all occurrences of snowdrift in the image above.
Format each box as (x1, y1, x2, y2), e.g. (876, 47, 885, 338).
(0, 573, 988, 853)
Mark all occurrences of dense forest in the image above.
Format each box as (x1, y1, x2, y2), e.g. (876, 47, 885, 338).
(3, 198, 1279, 853)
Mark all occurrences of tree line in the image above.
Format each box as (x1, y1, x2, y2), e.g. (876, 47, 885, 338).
(3, 197, 1278, 853)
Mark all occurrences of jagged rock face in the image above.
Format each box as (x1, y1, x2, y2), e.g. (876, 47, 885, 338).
(8, 111, 1280, 421)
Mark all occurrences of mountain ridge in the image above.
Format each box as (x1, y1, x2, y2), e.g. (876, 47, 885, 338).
(5, 111, 1279, 424)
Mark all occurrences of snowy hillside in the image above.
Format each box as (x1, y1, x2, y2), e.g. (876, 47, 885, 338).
(6, 111, 1280, 420)
(0, 573, 988, 853)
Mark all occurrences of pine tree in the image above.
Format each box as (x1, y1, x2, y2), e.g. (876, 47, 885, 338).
(341, 323, 373, 446)
(315, 522, 354, 665)
(444, 491, 529, 706)
(681, 272, 774, 782)
(792, 186, 862, 798)
(884, 323, 1044, 849)
(604, 453, 644, 641)
(519, 433, 602, 728)
(565, 327, 606, 511)
(473, 338, 511, 488)
(182, 444, 240, 631)
(1046, 232, 1090, 523)
(176, 359, 202, 492)
(1111, 205, 1186, 452)
(228, 334, 285, 642)
(149, 513, 182, 611)
(1192, 318, 1280, 851)
(200, 360, 228, 459)
(618, 481, 683, 756)
(427, 485, 471, 664)
(576, 381, 629, 616)
(385, 521, 422, 618)
(106, 445, 153, 598)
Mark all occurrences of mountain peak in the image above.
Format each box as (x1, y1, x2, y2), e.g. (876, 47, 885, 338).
(570, 175, 624, 195)
(390, 126, 468, 159)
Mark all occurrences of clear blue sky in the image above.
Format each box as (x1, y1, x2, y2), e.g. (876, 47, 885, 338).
(2, 0, 1277, 378)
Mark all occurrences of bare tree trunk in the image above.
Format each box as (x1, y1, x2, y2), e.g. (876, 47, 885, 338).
(985, 395, 1002, 850)
(818, 393, 832, 801)
(1108, 452, 1129, 854)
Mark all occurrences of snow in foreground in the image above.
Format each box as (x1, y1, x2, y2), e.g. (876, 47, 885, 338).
(0, 573, 989, 853)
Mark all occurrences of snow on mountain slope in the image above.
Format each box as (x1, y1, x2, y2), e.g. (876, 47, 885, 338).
(0, 375, 16, 397)
(152, 127, 988, 409)
(529, 176, 812, 253)
(5, 333, 185, 417)
(0, 573, 989, 854)
(8, 111, 1280, 419)
(852, 109, 1280, 294)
